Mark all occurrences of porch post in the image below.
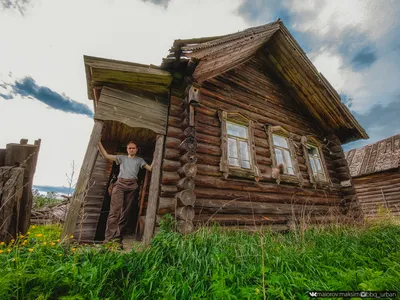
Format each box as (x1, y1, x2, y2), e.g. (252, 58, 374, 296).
(61, 120, 103, 241)
(143, 134, 164, 245)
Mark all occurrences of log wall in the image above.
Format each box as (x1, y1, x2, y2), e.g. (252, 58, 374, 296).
(352, 170, 400, 218)
(159, 56, 358, 229)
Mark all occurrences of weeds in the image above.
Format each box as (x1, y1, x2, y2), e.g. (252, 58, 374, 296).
(0, 221, 399, 299)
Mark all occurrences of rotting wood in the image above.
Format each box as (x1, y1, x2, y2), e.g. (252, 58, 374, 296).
(144, 134, 165, 246)
(62, 121, 103, 242)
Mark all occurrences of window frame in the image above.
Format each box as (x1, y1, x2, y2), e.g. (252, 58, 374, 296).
(267, 125, 302, 184)
(301, 136, 331, 187)
(219, 111, 259, 179)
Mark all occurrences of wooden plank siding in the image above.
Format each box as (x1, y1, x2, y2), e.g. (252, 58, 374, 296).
(352, 170, 400, 218)
(95, 87, 169, 135)
(74, 155, 113, 241)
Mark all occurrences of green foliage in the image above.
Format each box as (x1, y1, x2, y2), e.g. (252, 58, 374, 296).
(32, 189, 61, 209)
(0, 222, 399, 299)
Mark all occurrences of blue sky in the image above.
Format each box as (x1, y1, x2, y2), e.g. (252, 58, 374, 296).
(1, 0, 399, 191)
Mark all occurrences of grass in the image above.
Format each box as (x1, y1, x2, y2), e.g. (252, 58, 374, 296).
(0, 219, 399, 299)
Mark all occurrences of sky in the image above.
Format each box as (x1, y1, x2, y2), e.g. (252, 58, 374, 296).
(1, 0, 399, 193)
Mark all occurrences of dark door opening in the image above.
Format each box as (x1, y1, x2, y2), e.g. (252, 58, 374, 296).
(94, 126, 156, 242)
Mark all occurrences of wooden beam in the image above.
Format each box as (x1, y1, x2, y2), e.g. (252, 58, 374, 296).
(61, 120, 103, 241)
(143, 134, 165, 245)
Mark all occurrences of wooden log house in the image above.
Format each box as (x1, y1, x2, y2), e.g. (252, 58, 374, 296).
(346, 133, 400, 218)
(62, 20, 368, 244)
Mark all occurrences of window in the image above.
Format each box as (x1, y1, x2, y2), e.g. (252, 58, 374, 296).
(227, 122, 251, 169)
(272, 134, 294, 175)
(219, 111, 259, 179)
(301, 136, 330, 186)
(267, 125, 302, 184)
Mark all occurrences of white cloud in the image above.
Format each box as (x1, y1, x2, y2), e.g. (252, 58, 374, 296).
(0, 0, 247, 186)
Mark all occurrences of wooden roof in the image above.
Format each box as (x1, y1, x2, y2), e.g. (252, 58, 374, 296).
(84, 55, 173, 100)
(164, 20, 368, 144)
(345, 133, 400, 178)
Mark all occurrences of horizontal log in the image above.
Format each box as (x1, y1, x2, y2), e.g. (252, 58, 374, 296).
(162, 159, 181, 172)
(170, 96, 183, 106)
(161, 171, 180, 185)
(195, 199, 333, 215)
(193, 214, 288, 225)
(197, 142, 221, 156)
(201, 224, 291, 233)
(176, 190, 196, 206)
(169, 104, 182, 118)
(197, 164, 222, 177)
(166, 137, 181, 149)
(164, 148, 180, 160)
(194, 187, 340, 205)
(196, 132, 220, 146)
(177, 177, 195, 191)
(160, 185, 178, 197)
(256, 155, 272, 166)
(194, 175, 342, 197)
(167, 126, 182, 139)
(196, 153, 221, 166)
(196, 122, 221, 137)
(168, 116, 181, 128)
(178, 163, 197, 178)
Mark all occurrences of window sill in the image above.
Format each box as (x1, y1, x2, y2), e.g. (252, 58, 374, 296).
(223, 167, 257, 180)
(276, 174, 300, 184)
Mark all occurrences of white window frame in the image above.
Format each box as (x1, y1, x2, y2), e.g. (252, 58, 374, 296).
(301, 136, 331, 186)
(219, 111, 259, 179)
(267, 125, 302, 184)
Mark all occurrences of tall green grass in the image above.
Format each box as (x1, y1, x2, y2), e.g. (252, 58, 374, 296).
(0, 220, 399, 299)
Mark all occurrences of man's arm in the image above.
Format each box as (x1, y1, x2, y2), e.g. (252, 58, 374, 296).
(143, 163, 152, 172)
(98, 142, 116, 162)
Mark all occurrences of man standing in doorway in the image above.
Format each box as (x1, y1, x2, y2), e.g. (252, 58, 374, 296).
(98, 141, 152, 245)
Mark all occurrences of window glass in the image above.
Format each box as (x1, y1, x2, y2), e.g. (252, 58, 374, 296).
(227, 122, 247, 138)
(239, 141, 251, 169)
(307, 145, 327, 182)
(273, 134, 288, 148)
(228, 138, 238, 159)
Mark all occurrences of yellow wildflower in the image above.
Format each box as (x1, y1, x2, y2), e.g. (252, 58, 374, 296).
(0, 250, 3, 254)
(10, 239, 15, 243)
(32, 226, 36, 229)
(35, 234, 43, 237)
(7, 249, 11, 253)
(71, 248, 76, 252)
(70, 235, 74, 239)
(28, 248, 34, 252)
(27, 232, 30, 235)
(51, 242, 55, 246)
(0, 242, 4, 246)
(43, 242, 47, 246)
(57, 239, 60, 243)
(58, 254, 62, 257)
(19, 234, 24, 239)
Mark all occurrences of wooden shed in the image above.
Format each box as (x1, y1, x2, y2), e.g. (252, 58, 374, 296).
(63, 20, 368, 244)
(345, 134, 400, 218)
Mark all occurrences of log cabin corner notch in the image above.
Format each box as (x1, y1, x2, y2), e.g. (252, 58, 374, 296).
(64, 19, 370, 244)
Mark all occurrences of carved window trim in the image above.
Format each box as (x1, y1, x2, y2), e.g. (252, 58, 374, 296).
(301, 136, 331, 187)
(267, 125, 302, 184)
(219, 111, 260, 179)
